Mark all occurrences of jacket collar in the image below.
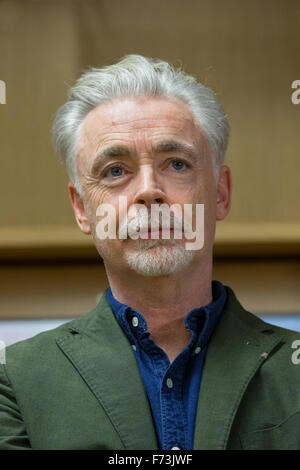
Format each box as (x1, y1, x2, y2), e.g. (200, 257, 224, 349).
(56, 286, 282, 450)
(56, 292, 158, 450)
(193, 287, 282, 449)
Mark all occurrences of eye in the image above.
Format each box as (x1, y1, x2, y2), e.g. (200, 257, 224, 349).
(171, 159, 187, 171)
(107, 166, 124, 177)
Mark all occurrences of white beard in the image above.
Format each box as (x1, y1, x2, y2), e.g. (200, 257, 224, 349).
(96, 202, 197, 277)
(125, 238, 196, 277)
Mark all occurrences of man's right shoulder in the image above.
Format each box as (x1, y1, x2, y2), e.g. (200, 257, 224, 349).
(3, 303, 105, 372)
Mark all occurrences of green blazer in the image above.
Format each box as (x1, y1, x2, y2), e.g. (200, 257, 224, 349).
(1, 286, 300, 450)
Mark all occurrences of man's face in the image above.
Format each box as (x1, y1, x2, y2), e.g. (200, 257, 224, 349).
(70, 96, 231, 277)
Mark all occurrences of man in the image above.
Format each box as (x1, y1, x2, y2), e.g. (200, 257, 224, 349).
(1, 55, 300, 450)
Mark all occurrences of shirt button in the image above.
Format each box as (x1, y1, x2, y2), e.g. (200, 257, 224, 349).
(171, 446, 180, 450)
(194, 346, 201, 354)
(166, 378, 173, 388)
(132, 316, 139, 327)
(132, 345, 137, 351)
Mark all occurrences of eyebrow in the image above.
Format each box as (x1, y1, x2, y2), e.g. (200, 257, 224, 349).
(152, 140, 199, 160)
(98, 145, 131, 159)
(89, 139, 200, 174)
(88, 145, 130, 174)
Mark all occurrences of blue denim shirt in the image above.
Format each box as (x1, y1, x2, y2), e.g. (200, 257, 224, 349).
(106, 280, 227, 450)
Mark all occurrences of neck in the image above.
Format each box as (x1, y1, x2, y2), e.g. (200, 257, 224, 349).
(104, 257, 213, 360)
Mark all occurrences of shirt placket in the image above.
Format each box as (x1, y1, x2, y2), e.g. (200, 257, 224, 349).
(160, 351, 192, 450)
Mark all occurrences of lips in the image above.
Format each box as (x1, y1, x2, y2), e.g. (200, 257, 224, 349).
(137, 227, 175, 238)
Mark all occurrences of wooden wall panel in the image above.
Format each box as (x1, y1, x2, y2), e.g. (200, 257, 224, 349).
(0, 259, 299, 319)
(0, 0, 299, 258)
(0, 0, 78, 227)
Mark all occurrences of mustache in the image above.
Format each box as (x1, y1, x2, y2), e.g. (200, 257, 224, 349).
(118, 206, 193, 240)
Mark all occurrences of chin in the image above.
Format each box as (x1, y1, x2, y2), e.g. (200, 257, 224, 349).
(125, 242, 196, 277)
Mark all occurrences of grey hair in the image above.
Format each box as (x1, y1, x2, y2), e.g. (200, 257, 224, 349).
(52, 54, 229, 195)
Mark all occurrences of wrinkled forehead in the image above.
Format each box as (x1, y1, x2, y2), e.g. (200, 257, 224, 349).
(78, 97, 208, 159)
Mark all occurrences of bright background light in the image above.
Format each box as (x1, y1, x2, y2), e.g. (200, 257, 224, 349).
(1, 315, 300, 348)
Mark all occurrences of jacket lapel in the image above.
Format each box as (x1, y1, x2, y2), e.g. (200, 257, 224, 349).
(56, 286, 283, 450)
(194, 287, 283, 449)
(56, 292, 158, 450)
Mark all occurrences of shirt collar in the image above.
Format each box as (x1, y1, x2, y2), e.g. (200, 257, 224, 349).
(106, 280, 227, 349)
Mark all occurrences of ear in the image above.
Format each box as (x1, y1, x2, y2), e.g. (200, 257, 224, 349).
(68, 182, 91, 235)
(216, 165, 232, 221)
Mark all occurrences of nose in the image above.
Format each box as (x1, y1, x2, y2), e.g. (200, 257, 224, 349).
(132, 165, 166, 208)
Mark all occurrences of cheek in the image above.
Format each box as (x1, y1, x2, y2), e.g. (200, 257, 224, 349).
(203, 190, 217, 224)
(85, 188, 126, 237)
(192, 177, 217, 226)
(190, 177, 215, 204)
(82, 183, 112, 214)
